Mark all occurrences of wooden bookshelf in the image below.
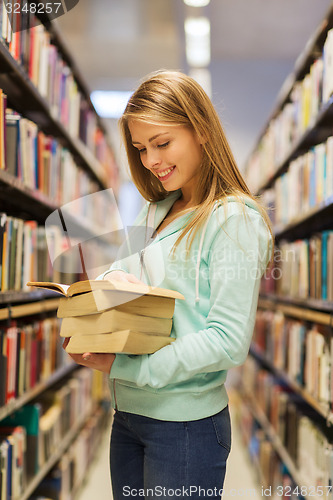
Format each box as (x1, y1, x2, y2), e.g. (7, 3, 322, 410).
(0, 39, 106, 190)
(31, 7, 110, 144)
(241, 5, 333, 490)
(242, 388, 313, 496)
(273, 194, 333, 242)
(250, 344, 330, 421)
(258, 295, 333, 318)
(246, 3, 333, 182)
(0, 288, 58, 305)
(0, 362, 76, 421)
(20, 403, 96, 500)
(257, 96, 333, 195)
(0, 297, 59, 320)
(0, 9, 118, 498)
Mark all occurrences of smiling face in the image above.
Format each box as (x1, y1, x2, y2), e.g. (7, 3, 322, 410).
(128, 120, 203, 202)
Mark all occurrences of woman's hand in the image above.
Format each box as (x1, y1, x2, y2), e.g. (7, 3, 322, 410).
(62, 337, 115, 374)
(62, 272, 145, 373)
(104, 270, 145, 284)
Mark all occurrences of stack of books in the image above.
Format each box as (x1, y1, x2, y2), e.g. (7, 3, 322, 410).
(27, 280, 184, 355)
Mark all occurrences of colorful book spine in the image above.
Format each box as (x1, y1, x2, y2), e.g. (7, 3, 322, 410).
(0, 368, 109, 497)
(245, 28, 333, 193)
(263, 230, 333, 302)
(0, 14, 118, 186)
(0, 317, 69, 407)
(237, 358, 332, 491)
(253, 309, 331, 407)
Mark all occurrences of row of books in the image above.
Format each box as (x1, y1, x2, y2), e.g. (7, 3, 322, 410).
(240, 358, 332, 493)
(233, 392, 308, 498)
(3, 105, 100, 203)
(30, 404, 110, 500)
(253, 309, 331, 408)
(261, 230, 333, 301)
(0, 211, 118, 292)
(245, 27, 333, 194)
(1, 216, 60, 292)
(0, 367, 109, 500)
(0, 2, 118, 188)
(261, 137, 333, 229)
(0, 317, 68, 407)
(2, 105, 121, 233)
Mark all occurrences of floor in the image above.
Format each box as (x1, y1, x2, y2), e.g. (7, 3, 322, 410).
(76, 393, 262, 500)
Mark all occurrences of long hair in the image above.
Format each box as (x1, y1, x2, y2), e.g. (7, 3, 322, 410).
(119, 70, 274, 259)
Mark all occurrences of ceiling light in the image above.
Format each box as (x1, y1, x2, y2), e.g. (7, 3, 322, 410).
(184, 0, 210, 6)
(90, 91, 132, 118)
(184, 17, 210, 67)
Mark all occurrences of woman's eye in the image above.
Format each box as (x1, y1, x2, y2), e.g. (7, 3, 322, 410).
(158, 142, 169, 149)
(138, 148, 146, 154)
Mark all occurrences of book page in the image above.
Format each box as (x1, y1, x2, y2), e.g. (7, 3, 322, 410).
(26, 281, 70, 295)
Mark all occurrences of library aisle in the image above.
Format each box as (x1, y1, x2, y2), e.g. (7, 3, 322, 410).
(77, 392, 262, 500)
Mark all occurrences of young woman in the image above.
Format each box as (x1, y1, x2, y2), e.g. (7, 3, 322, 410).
(65, 71, 273, 499)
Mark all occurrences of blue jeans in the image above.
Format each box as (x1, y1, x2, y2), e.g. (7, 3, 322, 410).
(110, 406, 231, 499)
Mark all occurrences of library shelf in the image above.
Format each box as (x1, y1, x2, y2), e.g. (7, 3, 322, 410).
(31, 11, 111, 146)
(250, 344, 330, 422)
(0, 169, 121, 253)
(0, 362, 77, 421)
(0, 169, 58, 222)
(273, 194, 333, 242)
(257, 97, 333, 196)
(20, 402, 98, 500)
(0, 297, 59, 320)
(241, 5, 333, 493)
(242, 388, 312, 496)
(246, 4, 333, 183)
(0, 39, 106, 190)
(258, 296, 333, 321)
(0, 9, 117, 499)
(69, 412, 112, 500)
(0, 288, 59, 305)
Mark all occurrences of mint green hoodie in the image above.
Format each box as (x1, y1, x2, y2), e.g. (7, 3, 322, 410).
(98, 190, 272, 421)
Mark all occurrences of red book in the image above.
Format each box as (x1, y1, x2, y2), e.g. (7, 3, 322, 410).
(5, 324, 18, 403)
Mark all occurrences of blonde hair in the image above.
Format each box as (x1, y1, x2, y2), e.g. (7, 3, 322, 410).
(120, 70, 274, 260)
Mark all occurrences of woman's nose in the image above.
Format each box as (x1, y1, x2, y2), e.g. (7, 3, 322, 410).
(145, 149, 162, 169)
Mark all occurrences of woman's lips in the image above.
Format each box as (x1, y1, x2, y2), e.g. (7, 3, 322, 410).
(156, 166, 176, 181)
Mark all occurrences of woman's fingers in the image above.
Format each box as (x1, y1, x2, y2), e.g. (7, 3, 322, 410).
(126, 273, 145, 284)
(104, 271, 145, 285)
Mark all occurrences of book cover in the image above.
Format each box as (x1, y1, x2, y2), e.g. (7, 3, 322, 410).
(57, 289, 176, 319)
(65, 330, 175, 355)
(60, 308, 172, 337)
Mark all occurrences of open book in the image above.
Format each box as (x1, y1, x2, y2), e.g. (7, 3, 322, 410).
(27, 279, 184, 300)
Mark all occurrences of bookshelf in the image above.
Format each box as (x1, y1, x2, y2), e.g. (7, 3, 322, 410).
(0, 4, 115, 499)
(241, 388, 311, 491)
(241, 3, 333, 496)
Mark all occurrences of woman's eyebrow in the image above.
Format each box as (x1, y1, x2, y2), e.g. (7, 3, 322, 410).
(132, 132, 169, 145)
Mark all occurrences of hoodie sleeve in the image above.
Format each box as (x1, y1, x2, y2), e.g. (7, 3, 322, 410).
(110, 210, 273, 388)
(95, 201, 149, 280)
